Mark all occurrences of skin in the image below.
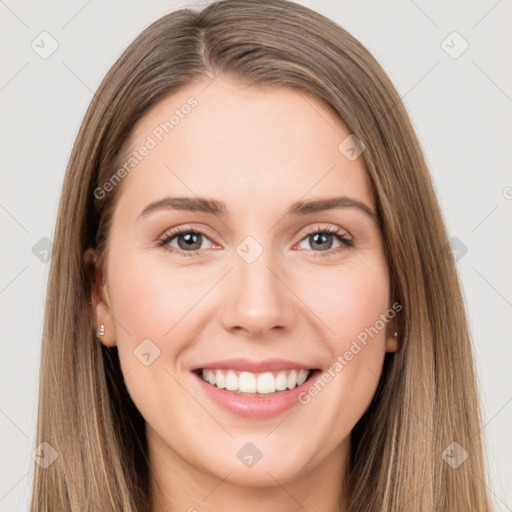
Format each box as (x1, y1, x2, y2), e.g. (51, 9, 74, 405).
(85, 77, 398, 512)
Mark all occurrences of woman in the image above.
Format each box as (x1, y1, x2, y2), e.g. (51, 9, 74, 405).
(30, 0, 495, 510)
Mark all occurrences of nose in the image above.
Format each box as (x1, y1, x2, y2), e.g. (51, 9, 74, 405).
(221, 248, 297, 338)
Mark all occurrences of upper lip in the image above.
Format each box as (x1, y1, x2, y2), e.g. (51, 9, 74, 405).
(190, 358, 316, 373)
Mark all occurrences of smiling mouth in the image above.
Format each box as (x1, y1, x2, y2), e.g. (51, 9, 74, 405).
(192, 368, 319, 396)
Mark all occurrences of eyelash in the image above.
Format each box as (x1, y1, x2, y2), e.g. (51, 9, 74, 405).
(157, 225, 354, 258)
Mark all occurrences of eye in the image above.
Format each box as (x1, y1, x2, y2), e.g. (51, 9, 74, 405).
(157, 224, 353, 258)
(157, 226, 216, 257)
(296, 225, 353, 257)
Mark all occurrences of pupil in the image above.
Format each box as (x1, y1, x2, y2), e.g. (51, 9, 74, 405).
(176, 232, 334, 252)
(311, 233, 332, 250)
(179, 233, 201, 250)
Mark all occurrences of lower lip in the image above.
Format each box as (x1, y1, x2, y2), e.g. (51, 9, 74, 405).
(191, 370, 321, 419)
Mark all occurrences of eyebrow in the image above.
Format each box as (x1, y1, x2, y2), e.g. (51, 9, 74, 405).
(137, 196, 377, 221)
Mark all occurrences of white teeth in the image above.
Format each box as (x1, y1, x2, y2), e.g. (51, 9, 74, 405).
(275, 371, 288, 391)
(287, 370, 297, 389)
(239, 371, 257, 393)
(297, 369, 309, 386)
(215, 370, 226, 389)
(257, 372, 275, 393)
(225, 370, 238, 391)
(200, 368, 311, 394)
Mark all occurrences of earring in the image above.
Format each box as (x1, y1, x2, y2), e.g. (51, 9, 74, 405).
(393, 331, 398, 338)
(97, 324, 105, 337)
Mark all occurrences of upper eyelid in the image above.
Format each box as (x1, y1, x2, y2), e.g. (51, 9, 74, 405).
(159, 224, 217, 243)
(302, 224, 351, 237)
(159, 223, 352, 248)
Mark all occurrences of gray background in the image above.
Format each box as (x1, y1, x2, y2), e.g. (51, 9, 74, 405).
(1, 0, 511, 510)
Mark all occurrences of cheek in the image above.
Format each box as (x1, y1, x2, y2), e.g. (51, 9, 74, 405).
(108, 250, 204, 339)
(103, 239, 391, 473)
(105, 248, 208, 397)
(105, 250, 205, 426)
(306, 256, 390, 343)
(294, 258, 389, 410)
(295, 259, 390, 424)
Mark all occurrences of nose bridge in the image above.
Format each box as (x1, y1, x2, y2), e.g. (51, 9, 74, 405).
(238, 243, 278, 295)
(221, 233, 295, 335)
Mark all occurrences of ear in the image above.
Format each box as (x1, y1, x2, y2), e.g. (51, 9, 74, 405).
(385, 316, 399, 353)
(84, 248, 116, 347)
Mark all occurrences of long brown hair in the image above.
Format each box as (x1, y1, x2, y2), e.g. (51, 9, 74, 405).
(30, 0, 494, 510)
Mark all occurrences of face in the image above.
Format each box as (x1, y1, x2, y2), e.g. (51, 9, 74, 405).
(86, 77, 397, 488)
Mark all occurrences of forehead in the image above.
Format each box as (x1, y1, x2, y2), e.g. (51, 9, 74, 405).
(112, 77, 375, 221)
